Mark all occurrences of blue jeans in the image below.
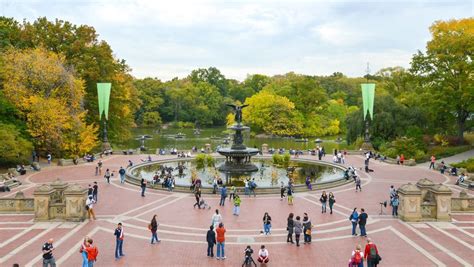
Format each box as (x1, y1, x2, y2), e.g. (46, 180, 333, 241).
(322, 202, 327, 212)
(115, 239, 124, 258)
(216, 242, 225, 258)
(359, 224, 366, 236)
(88, 261, 94, 267)
(151, 232, 159, 243)
(244, 187, 249, 196)
(82, 251, 88, 267)
(120, 174, 125, 183)
(351, 221, 357, 235)
(219, 196, 226, 206)
(141, 186, 146, 196)
(263, 223, 271, 234)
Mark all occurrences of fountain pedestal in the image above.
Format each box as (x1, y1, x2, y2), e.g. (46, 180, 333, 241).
(217, 124, 259, 173)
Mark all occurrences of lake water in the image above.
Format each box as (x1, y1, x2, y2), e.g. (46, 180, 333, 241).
(118, 127, 351, 153)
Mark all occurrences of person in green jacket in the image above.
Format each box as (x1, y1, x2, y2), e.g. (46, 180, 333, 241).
(233, 194, 241, 216)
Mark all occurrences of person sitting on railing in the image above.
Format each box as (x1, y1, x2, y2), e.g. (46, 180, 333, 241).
(456, 173, 466, 185)
(0, 180, 11, 192)
(450, 167, 458, 176)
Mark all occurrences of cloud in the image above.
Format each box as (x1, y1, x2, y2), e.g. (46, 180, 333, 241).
(311, 22, 370, 46)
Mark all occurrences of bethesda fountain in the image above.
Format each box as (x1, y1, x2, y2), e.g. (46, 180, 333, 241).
(217, 104, 259, 172)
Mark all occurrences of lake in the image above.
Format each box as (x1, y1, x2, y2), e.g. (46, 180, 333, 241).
(117, 127, 352, 153)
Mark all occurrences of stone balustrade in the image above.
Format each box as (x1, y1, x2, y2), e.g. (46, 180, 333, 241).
(0, 191, 34, 213)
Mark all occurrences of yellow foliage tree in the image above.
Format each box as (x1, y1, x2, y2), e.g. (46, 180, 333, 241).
(1, 47, 98, 157)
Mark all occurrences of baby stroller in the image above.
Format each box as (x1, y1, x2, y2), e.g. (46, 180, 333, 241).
(199, 198, 211, 210)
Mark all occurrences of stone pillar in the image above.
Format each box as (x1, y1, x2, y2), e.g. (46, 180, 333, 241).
(430, 184, 452, 221)
(64, 183, 88, 222)
(205, 143, 211, 153)
(261, 144, 268, 153)
(398, 183, 422, 222)
(33, 184, 54, 221)
(50, 178, 68, 204)
(416, 178, 435, 201)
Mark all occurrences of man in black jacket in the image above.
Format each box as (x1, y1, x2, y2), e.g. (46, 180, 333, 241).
(359, 208, 368, 237)
(206, 225, 216, 257)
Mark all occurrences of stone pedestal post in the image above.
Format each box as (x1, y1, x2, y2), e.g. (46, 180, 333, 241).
(416, 178, 435, 201)
(64, 183, 88, 222)
(33, 184, 54, 221)
(205, 143, 211, 153)
(430, 184, 452, 221)
(398, 183, 422, 222)
(50, 179, 68, 204)
(261, 144, 268, 153)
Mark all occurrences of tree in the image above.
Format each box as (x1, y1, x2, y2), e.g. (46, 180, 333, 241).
(410, 18, 474, 141)
(190, 67, 228, 96)
(1, 47, 98, 156)
(0, 16, 139, 141)
(0, 123, 33, 165)
(242, 91, 303, 136)
(134, 78, 164, 127)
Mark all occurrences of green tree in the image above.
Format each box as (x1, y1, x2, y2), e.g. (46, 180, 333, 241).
(134, 78, 164, 127)
(410, 18, 474, 141)
(190, 67, 228, 96)
(0, 123, 33, 165)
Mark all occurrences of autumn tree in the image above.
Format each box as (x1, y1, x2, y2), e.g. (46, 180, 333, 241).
(410, 18, 474, 141)
(1, 47, 98, 157)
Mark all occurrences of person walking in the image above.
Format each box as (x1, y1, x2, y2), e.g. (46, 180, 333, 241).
(262, 212, 272, 235)
(216, 223, 226, 260)
(211, 209, 223, 229)
(302, 213, 312, 244)
(359, 208, 368, 237)
(194, 191, 201, 209)
(219, 185, 227, 206)
(87, 185, 93, 198)
(320, 191, 328, 213)
(280, 182, 286, 201)
(118, 167, 126, 184)
(233, 194, 241, 215)
(149, 215, 160, 244)
(287, 186, 294, 205)
(97, 160, 103, 175)
(114, 223, 125, 260)
(229, 185, 236, 201)
(47, 153, 52, 164)
(328, 192, 336, 214)
(80, 236, 89, 267)
(140, 178, 147, 197)
(364, 238, 380, 267)
(104, 169, 111, 184)
(294, 216, 303, 247)
(286, 213, 294, 243)
(429, 155, 436, 169)
(85, 238, 98, 267)
(92, 182, 98, 203)
(257, 245, 269, 264)
(206, 225, 217, 257)
(349, 244, 364, 267)
(355, 176, 362, 192)
(391, 195, 399, 217)
(42, 238, 56, 267)
(244, 180, 250, 196)
(350, 208, 359, 236)
(86, 195, 96, 220)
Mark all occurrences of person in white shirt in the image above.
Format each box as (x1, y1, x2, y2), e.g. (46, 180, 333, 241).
(86, 195, 96, 220)
(211, 209, 222, 229)
(258, 245, 269, 263)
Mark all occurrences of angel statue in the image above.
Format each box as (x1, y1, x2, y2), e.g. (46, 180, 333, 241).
(227, 104, 249, 124)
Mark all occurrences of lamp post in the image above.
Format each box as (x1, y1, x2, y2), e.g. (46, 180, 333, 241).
(97, 83, 112, 152)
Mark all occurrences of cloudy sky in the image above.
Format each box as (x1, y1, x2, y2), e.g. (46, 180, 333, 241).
(3, 0, 472, 81)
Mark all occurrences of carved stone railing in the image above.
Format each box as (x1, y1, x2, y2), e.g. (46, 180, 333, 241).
(451, 190, 474, 212)
(0, 192, 34, 213)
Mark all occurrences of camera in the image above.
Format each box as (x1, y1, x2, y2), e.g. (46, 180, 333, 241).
(244, 247, 253, 257)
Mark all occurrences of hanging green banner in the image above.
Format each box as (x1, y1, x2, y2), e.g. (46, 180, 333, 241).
(97, 83, 111, 120)
(361, 83, 375, 120)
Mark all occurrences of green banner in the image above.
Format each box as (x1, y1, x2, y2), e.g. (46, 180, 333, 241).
(97, 83, 111, 120)
(361, 83, 375, 120)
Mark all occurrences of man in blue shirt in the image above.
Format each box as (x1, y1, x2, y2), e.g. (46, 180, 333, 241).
(114, 223, 125, 260)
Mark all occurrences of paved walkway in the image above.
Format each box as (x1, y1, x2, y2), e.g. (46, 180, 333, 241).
(0, 153, 473, 266)
(419, 149, 474, 167)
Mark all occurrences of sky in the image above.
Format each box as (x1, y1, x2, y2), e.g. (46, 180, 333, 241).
(2, 0, 472, 81)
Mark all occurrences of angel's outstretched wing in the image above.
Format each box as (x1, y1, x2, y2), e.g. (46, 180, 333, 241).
(226, 104, 237, 110)
(241, 104, 249, 109)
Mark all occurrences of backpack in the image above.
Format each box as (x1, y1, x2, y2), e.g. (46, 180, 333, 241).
(353, 251, 362, 264)
(370, 245, 377, 259)
(89, 246, 99, 261)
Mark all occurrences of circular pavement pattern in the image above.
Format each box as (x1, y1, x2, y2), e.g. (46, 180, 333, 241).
(0, 153, 473, 267)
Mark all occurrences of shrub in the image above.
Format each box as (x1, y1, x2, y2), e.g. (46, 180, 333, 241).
(451, 158, 474, 173)
(206, 154, 215, 167)
(380, 137, 426, 159)
(414, 150, 426, 162)
(195, 154, 206, 169)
